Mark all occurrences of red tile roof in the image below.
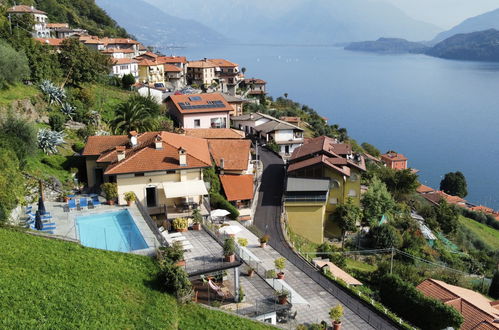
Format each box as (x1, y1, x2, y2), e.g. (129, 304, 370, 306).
(82, 135, 129, 156)
(163, 64, 182, 72)
(220, 175, 254, 201)
(184, 128, 245, 140)
(244, 78, 266, 84)
(46, 23, 69, 29)
(208, 58, 238, 68)
(156, 56, 187, 64)
(417, 184, 435, 194)
(381, 152, 408, 162)
(112, 58, 138, 65)
(34, 38, 64, 47)
(208, 140, 251, 171)
(7, 5, 46, 14)
(417, 279, 499, 330)
(168, 93, 232, 114)
(103, 48, 135, 54)
(138, 59, 163, 67)
(421, 191, 466, 206)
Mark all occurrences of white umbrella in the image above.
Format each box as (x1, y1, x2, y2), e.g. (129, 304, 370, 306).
(211, 209, 230, 217)
(219, 225, 241, 236)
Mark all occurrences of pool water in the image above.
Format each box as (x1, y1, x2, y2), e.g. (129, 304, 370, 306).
(76, 210, 148, 252)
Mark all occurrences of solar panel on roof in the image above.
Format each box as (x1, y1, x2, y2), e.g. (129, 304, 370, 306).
(189, 96, 202, 101)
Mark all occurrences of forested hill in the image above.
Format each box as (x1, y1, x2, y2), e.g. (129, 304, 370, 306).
(1, 0, 128, 37)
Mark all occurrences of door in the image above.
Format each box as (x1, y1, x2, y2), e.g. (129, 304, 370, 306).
(94, 168, 104, 188)
(146, 187, 157, 208)
(285, 145, 290, 155)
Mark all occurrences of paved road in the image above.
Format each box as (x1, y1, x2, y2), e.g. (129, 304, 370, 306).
(254, 147, 399, 330)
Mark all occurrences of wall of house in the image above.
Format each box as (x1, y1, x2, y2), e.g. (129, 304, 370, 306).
(86, 158, 98, 188)
(183, 112, 230, 129)
(274, 129, 294, 142)
(285, 202, 325, 244)
(137, 87, 165, 104)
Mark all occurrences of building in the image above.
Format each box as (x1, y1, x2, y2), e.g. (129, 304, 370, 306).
(82, 131, 211, 216)
(166, 93, 232, 129)
(47, 23, 88, 38)
(7, 5, 50, 37)
(187, 59, 217, 87)
(380, 151, 408, 170)
(208, 59, 243, 95)
(111, 58, 139, 79)
(102, 48, 136, 59)
(241, 78, 267, 98)
(157, 56, 188, 88)
(417, 279, 499, 330)
(219, 174, 254, 214)
(163, 64, 184, 90)
(222, 94, 245, 117)
(285, 136, 366, 243)
(34, 38, 64, 50)
(138, 59, 165, 85)
(231, 113, 304, 158)
(280, 117, 301, 126)
(184, 128, 245, 140)
(136, 84, 170, 104)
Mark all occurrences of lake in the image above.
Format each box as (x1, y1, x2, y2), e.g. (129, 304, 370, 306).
(171, 45, 499, 209)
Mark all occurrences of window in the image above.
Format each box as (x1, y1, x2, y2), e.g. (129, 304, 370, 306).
(329, 198, 338, 205)
(348, 189, 357, 197)
(330, 180, 340, 189)
(134, 173, 144, 177)
(350, 174, 358, 182)
(194, 119, 201, 128)
(210, 117, 227, 128)
(146, 187, 157, 208)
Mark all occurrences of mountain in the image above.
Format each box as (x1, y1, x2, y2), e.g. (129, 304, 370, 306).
(345, 38, 429, 54)
(145, 0, 441, 44)
(95, 0, 228, 47)
(431, 8, 499, 44)
(427, 29, 499, 62)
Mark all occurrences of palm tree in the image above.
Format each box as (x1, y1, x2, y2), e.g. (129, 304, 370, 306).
(284, 93, 288, 99)
(110, 98, 158, 134)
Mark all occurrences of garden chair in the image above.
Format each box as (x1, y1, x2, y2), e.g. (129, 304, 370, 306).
(68, 199, 76, 211)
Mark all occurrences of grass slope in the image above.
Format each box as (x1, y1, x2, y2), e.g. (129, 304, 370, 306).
(0, 228, 272, 329)
(459, 216, 499, 250)
(0, 84, 39, 107)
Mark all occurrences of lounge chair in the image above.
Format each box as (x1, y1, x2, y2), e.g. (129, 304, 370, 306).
(91, 196, 101, 207)
(79, 198, 88, 209)
(68, 199, 76, 211)
(88, 200, 95, 209)
(25, 206, 33, 214)
(30, 224, 56, 231)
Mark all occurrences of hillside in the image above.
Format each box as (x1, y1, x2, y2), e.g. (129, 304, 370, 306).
(2, 0, 128, 37)
(432, 8, 499, 45)
(96, 0, 228, 48)
(427, 29, 499, 62)
(345, 38, 429, 54)
(0, 228, 272, 329)
(145, 0, 441, 44)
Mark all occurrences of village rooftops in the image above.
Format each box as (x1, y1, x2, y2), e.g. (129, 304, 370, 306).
(231, 112, 303, 133)
(46, 23, 69, 29)
(188, 58, 237, 68)
(112, 58, 139, 65)
(381, 152, 408, 161)
(421, 190, 467, 206)
(138, 59, 163, 67)
(163, 64, 182, 72)
(219, 175, 254, 201)
(102, 48, 136, 54)
(221, 93, 245, 104)
(7, 5, 46, 15)
(244, 78, 266, 84)
(35, 38, 64, 47)
(286, 177, 330, 192)
(184, 128, 245, 140)
(156, 56, 187, 64)
(417, 184, 435, 194)
(83, 131, 211, 175)
(291, 136, 354, 161)
(208, 139, 251, 171)
(168, 93, 233, 114)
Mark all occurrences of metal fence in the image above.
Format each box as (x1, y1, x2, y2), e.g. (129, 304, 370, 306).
(135, 200, 168, 247)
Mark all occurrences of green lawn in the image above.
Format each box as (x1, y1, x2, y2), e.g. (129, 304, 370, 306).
(0, 228, 273, 329)
(0, 84, 40, 107)
(459, 215, 499, 250)
(346, 258, 377, 273)
(86, 83, 133, 122)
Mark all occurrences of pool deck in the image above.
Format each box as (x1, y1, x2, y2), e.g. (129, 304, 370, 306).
(25, 199, 160, 256)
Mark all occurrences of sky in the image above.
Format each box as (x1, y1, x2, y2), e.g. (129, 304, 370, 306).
(381, 0, 499, 29)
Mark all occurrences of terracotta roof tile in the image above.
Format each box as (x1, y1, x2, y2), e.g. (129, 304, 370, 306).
(112, 58, 138, 65)
(168, 93, 232, 114)
(156, 56, 187, 64)
(220, 175, 254, 201)
(82, 135, 129, 156)
(244, 78, 266, 84)
(7, 5, 46, 14)
(46, 23, 69, 29)
(184, 128, 245, 139)
(417, 184, 435, 194)
(34, 38, 64, 47)
(163, 64, 182, 72)
(208, 139, 251, 171)
(381, 152, 408, 162)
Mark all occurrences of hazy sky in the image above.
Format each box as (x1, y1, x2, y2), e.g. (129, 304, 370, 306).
(381, 0, 499, 29)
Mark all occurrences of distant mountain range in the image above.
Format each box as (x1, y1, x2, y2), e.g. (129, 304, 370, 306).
(96, 0, 228, 48)
(345, 38, 429, 54)
(431, 8, 499, 45)
(143, 0, 441, 45)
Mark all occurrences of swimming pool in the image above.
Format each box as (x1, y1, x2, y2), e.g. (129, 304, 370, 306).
(76, 210, 148, 252)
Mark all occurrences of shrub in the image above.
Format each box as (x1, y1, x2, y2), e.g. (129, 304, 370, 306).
(329, 304, 344, 323)
(49, 112, 66, 131)
(159, 241, 184, 264)
(377, 274, 463, 330)
(37, 129, 65, 155)
(265, 269, 276, 279)
(237, 238, 248, 247)
(266, 140, 280, 153)
(274, 257, 286, 272)
(60, 103, 76, 120)
(210, 193, 239, 219)
(191, 208, 202, 224)
(124, 192, 136, 202)
(101, 183, 118, 201)
(368, 224, 403, 249)
(172, 218, 188, 231)
(158, 261, 192, 303)
(223, 237, 236, 257)
(237, 286, 245, 303)
(0, 117, 37, 166)
(260, 234, 270, 244)
(317, 243, 346, 268)
(0, 41, 29, 89)
(72, 141, 85, 153)
(121, 73, 136, 90)
(40, 80, 66, 105)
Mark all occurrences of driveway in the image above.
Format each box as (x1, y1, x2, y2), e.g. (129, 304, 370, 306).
(254, 147, 399, 329)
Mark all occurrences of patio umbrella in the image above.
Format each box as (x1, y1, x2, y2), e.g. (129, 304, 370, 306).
(34, 211, 43, 231)
(210, 209, 230, 218)
(37, 196, 46, 216)
(219, 225, 241, 236)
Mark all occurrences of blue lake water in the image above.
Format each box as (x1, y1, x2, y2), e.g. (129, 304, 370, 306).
(173, 45, 499, 209)
(77, 210, 148, 252)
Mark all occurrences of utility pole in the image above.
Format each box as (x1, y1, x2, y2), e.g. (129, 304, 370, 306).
(390, 247, 395, 275)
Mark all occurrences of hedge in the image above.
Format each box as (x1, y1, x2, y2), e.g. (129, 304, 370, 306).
(210, 193, 239, 220)
(377, 274, 463, 330)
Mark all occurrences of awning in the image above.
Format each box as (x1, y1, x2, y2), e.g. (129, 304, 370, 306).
(163, 180, 209, 199)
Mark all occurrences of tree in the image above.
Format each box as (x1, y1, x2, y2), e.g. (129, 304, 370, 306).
(121, 73, 136, 90)
(241, 67, 246, 75)
(284, 93, 288, 99)
(436, 200, 459, 234)
(369, 224, 403, 249)
(361, 177, 396, 225)
(0, 41, 29, 88)
(375, 167, 419, 200)
(440, 171, 468, 198)
(361, 142, 380, 157)
(0, 149, 25, 223)
(489, 271, 499, 299)
(58, 37, 110, 86)
(0, 117, 37, 167)
(109, 97, 159, 134)
(333, 198, 362, 247)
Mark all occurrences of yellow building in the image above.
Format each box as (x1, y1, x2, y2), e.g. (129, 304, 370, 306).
(285, 136, 366, 243)
(138, 59, 165, 84)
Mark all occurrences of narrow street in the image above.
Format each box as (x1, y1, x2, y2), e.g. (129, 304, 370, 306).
(254, 147, 399, 329)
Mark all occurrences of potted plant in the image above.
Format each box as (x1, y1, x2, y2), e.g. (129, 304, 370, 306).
(124, 191, 136, 206)
(161, 241, 186, 267)
(247, 266, 255, 277)
(223, 237, 236, 263)
(237, 286, 245, 303)
(237, 237, 248, 247)
(172, 217, 189, 232)
(259, 234, 270, 248)
(60, 190, 71, 202)
(191, 208, 202, 231)
(330, 304, 344, 330)
(274, 257, 286, 280)
(101, 183, 117, 205)
(265, 269, 276, 279)
(276, 289, 289, 305)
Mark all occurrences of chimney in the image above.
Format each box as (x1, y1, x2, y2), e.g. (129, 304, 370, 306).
(220, 158, 225, 169)
(178, 147, 187, 166)
(129, 131, 138, 147)
(154, 135, 163, 149)
(116, 146, 126, 162)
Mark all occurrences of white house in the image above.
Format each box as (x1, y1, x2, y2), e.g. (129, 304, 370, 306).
(111, 58, 139, 79)
(7, 5, 51, 38)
